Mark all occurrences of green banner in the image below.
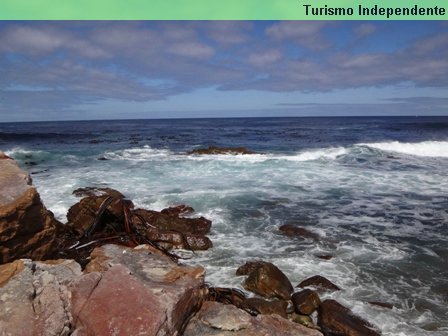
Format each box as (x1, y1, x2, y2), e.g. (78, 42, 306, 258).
(0, 0, 447, 20)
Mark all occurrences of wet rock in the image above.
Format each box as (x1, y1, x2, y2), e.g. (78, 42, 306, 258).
(0, 258, 82, 335)
(161, 204, 195, 217)
(188, 146, 256, 155)
(0, 154, 60, 264)
(71, 244, 206, 335)
(133, 208, 211, 235)
(236, 260, 266, 276)
(184, 301, 323, 336)
(318, 299, 381, 336)
(279, 224, 319, 240)
(240, 297, 288, 318)
(97, 156, 109, 161)
(241, 261, 294, 300)
(143, 227, 213, 250)
(297, 275, 341, 292)
(292, 289, 321, 315)
(67, 188, 131, 236)
(315, 254, 333, 260)
(368, 301, 393, 309)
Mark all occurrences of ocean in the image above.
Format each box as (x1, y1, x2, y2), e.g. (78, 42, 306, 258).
(1, 116, 447, 335)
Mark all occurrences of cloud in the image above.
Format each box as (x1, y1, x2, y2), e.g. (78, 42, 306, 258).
(248, 49, 282, 67)
(353, 24, 377, 39)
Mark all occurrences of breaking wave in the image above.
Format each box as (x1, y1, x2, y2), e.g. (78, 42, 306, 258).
(358, 141, 448, 158)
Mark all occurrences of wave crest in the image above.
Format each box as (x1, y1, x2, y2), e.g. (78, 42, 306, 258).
(358, 141, 448, 158)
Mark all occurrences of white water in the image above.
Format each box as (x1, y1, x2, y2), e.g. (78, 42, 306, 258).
(359, 140, 448, 158)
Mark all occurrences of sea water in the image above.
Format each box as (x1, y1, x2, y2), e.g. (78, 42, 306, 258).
(1, 116, 447, 335)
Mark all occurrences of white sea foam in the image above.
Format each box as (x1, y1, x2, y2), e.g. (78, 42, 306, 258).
(358, 141, 448, 158)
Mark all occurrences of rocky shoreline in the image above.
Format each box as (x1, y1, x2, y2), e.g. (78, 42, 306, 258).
(0, 150, 383, 335)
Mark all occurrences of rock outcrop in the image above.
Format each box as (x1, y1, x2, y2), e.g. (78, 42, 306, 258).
(297, 275, 341, 292)
(0, 152, 60, 264)
(184, 301, 323, 336)
(187, 146, 256, 155)
(279, 224, 319, 240)
(292, 289, 321, 315)
(0, 244, 207, 336)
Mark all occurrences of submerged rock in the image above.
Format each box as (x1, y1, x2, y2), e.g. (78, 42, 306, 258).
(184, 301, 323, 336)
(187, 146, 256, 155)
(318, 299, 381, 336)
(279, 224, 319, 240)
(368, 301, 394, 309)
(0, 153, 60, 264)
(297, 275, 341, 292)
(240, 261, 294, 300)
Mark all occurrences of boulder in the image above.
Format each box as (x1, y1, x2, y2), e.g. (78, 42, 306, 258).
(187, 146, 256, 155)
(297, 275, 341, 292)
(236, 260, 266, 276)
(290, 313, 316, 328)
(368, 301, 393, 309)
(0, 258, 82, 335)
(137, 226, 213, 250)
(184, 301, 323, 336)
(161, 204, 195, 217)
(279, 224, 319, 240)
(241, 261, 293, 300)
(0, 154, 60, 264)
(239, 297, 288, 318)
(66, 188, 131, 236)
(292, 289, 321, 315)
(71, 244, 206, 335)
(318, 299, 381, 336)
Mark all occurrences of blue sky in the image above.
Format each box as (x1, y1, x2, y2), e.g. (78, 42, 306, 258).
(0, 21, 447, 121)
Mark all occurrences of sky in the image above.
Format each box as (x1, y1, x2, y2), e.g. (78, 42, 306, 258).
(0, 20, 447, 122)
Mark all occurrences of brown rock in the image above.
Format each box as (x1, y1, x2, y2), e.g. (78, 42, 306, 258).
(133, 208, 211, 235)
(72, 186, 125, 198)
(236, 260, 266, 276)
(242, 261, 293, 300)
(315, 254, 333, 260)
(290, 313, 316, 328)
(184, 301, 323, 336)
(143, 227, 213, 250)
(0, 156, 60, 264)
(279, 224, 319, 240)
(72, 244, 206, 335)
(240, 297, 288, 318)
(161, 204, 195, 217)
(297, 275, 341, 292)
(318, 299, 381, 336)
(292, 289, 321, 315)
(188, 146, 256, 155)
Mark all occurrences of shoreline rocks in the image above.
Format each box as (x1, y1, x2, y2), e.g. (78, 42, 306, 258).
(187, 146, 256, 155)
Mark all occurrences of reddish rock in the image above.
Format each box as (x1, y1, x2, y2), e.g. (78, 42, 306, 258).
(242, 261, 294, 300)
(143, 227, 213, 250)
(72, 186, 125, 198)
(292, 289, 321, 315)
(297, 275, 341, 292)
(187, 146, 256, 155)
(0, 154, 60, 264)
(133, 208, 211, 235)
(315, 254, 333, 260)
(71, 244, 206, 335)
(161, 204, 195, 217)
(279, 224, 319, 240)
(184, 301, 323, 336)
(240, 298, 288, 318)
(318, 299, 381, 336)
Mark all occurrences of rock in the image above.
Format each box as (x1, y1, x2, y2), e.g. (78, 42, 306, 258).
(133, 208, 211, 235)
(236, 260, 266, 276)
(290, 313, 315, 328)
(318, 299, 381, 336)
(297, 275, 341, 292)
(71, 244, 206, 335)
(279, 224, 319, 240)
(292, 289, 321, 315)
(161, 204, 195, 217)
(66, 188, 131, 235)
(368, 301, 393, 309)
(240, 297, 288, 318)
(184, 301, 323, 336)
(0, 154, 60, 264)
(315, 254, 333, 260)
(241, 261, 293, 300)
(0, 258, 82, 335)
(188, 146, 256, 155)
(143, 227, 213, 250)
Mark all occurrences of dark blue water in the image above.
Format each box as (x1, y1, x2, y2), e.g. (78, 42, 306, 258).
(1, 116, 448, 336)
